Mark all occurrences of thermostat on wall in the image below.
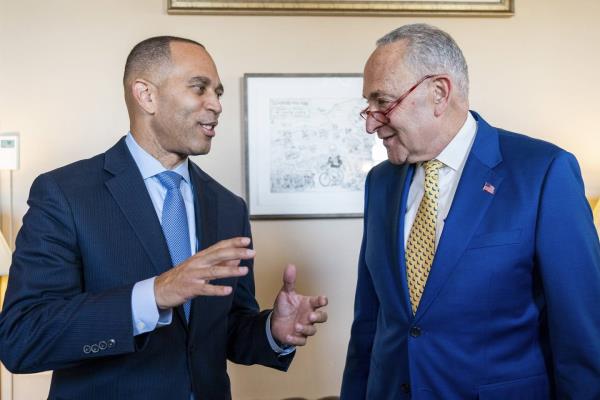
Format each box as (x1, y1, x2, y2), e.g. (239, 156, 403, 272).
(0, 132, 20, 170)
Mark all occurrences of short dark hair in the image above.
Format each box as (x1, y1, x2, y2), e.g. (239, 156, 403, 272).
(123, 36, 204, 85)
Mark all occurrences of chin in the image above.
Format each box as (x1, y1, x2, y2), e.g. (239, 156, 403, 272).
(190, 146, 211, 156)
(387, 151, 409, 165)
(187, 139, 212, 156)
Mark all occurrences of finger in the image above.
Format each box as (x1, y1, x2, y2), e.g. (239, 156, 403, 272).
(209, 237, 251, 251)
(222, 259, 241, 267)
(308, 310, 328, 324)
(295, 323, 317, 337)
(197, 265, 249, 281)
(284, 334, 307, 347)
(309, 295, 328, 309)
(196, 237, 251, 258)
(196, 284, 233, 297)
(282, 264, 296, 293)
(199, 247, 255, 266)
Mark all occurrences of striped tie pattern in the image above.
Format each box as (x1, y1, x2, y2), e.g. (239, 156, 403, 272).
(156, 171, 192, 322)
(406, 160, 443, 314)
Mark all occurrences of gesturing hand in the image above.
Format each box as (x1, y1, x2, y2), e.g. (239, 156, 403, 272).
(271, 264, 328, 346)
(154, 237, 254, 309)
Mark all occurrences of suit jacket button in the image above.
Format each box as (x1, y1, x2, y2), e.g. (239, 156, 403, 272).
(401, 383, 410, 393)
(98, 341, 107, 350)
(410, 326, 422, 337)
(91, 344, 99, 353)
(83, 345, 91, 354)
(108, 339, 116, 348)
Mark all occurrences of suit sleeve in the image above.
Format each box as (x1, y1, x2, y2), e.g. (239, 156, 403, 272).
(341, 171, 379, 399)
(535, 151, 600, 399)
(0, 173, 136, 373)
(225, 199, 293, 371)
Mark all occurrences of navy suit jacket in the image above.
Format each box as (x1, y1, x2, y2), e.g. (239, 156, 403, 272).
(0, 138, 292, 399)
(341, 112, 600, 399)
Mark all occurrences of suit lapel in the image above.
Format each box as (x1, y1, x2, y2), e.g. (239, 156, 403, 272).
(188, 162, 219, 333)
(414, 113, 504, 321)
(190, 162, 219, 250)
(104, 138, 172, 277)
(390, 164, 415, 318)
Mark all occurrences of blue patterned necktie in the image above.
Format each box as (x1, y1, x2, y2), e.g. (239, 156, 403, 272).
(156, 171, 192, 322)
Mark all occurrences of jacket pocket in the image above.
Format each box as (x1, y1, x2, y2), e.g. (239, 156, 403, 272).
(478, 373, 550, 400)
(467, 229, 522, 250)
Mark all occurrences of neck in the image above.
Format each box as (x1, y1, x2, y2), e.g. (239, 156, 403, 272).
(424, 107, 469, 162)
(129, 124, 186, 170)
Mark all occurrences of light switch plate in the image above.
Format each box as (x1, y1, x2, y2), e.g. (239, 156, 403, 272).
(0, 132, 19, 170)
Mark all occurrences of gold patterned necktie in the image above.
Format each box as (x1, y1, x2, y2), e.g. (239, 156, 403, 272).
(406, 159, 444, 314)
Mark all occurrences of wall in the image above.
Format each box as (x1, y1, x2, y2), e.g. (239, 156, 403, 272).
(1, 0, 599, 399)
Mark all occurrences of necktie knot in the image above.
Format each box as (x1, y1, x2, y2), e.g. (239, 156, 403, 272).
(156, 171, 183, 191)
(423, 159, 444, 176)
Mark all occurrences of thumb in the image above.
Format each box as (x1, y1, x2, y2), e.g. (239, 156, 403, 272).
(282, 264, 296, 293)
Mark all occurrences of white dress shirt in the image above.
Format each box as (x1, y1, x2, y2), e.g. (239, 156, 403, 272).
(403, 112, 478, 249)
(127, 133, 194, 335)
(125, 133, 291, 354)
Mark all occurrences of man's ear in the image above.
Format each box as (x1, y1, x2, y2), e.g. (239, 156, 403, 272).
(132, 79, 157, 114)
(432, 75, 452, 117)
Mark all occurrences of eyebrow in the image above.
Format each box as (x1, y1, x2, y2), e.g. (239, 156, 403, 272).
(365, 90, 393, 101)
(188, 76, 225, 95)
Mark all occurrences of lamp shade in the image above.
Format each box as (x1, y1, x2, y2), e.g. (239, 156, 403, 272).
(0, 231, 11, 275)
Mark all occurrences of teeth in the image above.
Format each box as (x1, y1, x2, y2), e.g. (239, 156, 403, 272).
(200, 124, 214, 130)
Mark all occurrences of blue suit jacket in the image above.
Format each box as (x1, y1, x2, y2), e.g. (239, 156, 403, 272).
(341, 112, 600, 399)
(0, 138, 292, 400)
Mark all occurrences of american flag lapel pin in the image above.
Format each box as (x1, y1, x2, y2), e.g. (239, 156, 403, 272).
(483, 182, 495, 195)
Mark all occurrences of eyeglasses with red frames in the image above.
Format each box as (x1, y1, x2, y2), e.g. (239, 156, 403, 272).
(360, 74, 437, 130)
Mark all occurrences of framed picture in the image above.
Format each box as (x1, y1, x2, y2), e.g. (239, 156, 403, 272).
(244, 74, 385, 219)
(168, 0, 513, 16)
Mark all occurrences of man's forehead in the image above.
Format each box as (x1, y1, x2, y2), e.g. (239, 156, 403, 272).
(364, 43, 412, 97)
(170, 42, 213, 67)
(368, 41, 407, 66)
(168, 42, 221, 81)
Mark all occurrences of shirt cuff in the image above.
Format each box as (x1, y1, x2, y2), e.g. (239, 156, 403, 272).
(131, 277, 172, 336)
(266, 311, 296, 356)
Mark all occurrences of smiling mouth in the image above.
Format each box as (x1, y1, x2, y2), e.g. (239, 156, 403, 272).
(379, 135, 395, 146)
(199, 122, 217, 137)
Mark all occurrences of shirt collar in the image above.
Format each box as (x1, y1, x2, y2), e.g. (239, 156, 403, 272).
(125, 132, 190, 183)
(435, 111, 477, 172)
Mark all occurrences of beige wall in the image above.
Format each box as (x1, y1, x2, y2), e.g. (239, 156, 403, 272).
(1, 0, 599, 399)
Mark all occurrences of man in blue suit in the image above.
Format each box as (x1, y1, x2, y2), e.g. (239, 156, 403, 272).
(0, 36, 328, 399)
(341, 24, 600, 399)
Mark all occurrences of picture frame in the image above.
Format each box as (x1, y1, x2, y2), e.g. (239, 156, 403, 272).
(168, 0, 513, 17)
(244, 74, 385, 219)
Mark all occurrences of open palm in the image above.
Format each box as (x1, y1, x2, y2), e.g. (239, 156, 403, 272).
(271, 264, 328, 346)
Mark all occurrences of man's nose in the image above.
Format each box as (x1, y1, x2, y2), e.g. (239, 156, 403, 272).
(365, 115, 382, 134)
(206, 94, 222, 115)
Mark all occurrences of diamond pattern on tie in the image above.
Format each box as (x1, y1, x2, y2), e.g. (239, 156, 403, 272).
(156, 171, 192, 322)
(406, 160, 443, 314)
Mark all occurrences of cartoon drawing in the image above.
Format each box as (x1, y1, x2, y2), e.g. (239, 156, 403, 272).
(269, 97, 375, 194)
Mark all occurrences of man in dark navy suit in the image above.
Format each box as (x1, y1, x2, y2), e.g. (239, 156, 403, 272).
(341, 24, 600, 399)
(0, 36, 327, 400)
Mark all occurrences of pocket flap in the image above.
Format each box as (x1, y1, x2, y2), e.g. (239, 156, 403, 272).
(478, 373, 549, 400)
(467, 229, 522, 249)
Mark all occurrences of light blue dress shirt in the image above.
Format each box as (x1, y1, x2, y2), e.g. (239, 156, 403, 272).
(126, 133, 292, 355)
